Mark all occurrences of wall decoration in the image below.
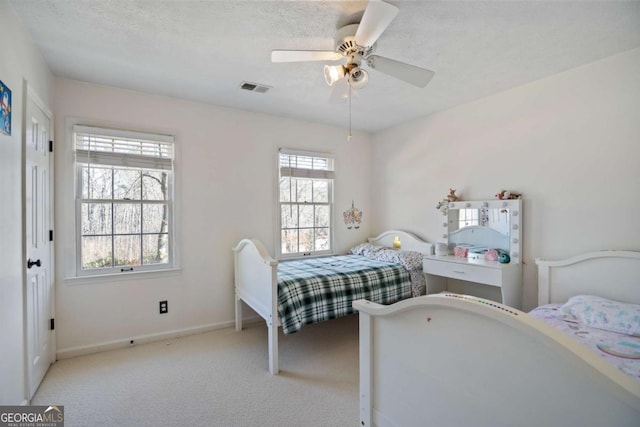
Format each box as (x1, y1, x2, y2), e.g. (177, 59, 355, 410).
(0, 80, 11, 136)
(343, 200, 362, 229)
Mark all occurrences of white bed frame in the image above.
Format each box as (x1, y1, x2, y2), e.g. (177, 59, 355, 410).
(354, 250, 640, 427)
(233, 230, 433, 374)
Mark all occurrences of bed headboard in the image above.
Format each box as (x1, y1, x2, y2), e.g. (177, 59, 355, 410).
(536, 250, 640, 306)
(368, 230, 433, 255)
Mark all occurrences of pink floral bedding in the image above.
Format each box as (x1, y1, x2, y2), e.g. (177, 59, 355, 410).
(530, 304, 640, 383)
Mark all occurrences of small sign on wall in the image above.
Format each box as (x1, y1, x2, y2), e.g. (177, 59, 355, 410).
(0, 80, 12, 136)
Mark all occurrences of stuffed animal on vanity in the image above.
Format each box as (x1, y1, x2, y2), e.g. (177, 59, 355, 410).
(447, 188, 459, 202)
(495, 190, 522, 200)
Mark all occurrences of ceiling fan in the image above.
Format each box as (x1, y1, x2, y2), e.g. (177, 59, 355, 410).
(271, 0, 434, 101)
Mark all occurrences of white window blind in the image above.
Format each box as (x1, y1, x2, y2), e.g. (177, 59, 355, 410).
(279, 149, 334, 180)
(74, 125, 174, 170)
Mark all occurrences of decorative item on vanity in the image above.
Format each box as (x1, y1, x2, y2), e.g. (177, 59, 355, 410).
(343, 200, 363, 229)
(436, 188, 460, 216)
(392, 235, 401, 249)
(495, 190, 522, 200)
(423, 198, 523, 309)
(435, 242, 448, 256)
(454, 246, 468, 258)
(498, 252, 511, 264)
(484, 249, 498, 261)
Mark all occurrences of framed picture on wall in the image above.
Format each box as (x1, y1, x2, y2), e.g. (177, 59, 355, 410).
(0, 80, 12, 136)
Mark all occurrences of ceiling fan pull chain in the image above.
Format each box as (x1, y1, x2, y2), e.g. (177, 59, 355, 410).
(348, 83, 352, 141)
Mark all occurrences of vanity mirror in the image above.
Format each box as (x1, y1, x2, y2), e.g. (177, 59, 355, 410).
(443, 199, 522, 263)
(424, 199, 523, 308)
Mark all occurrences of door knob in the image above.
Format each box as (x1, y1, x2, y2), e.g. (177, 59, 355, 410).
(27, 258, 41, 269)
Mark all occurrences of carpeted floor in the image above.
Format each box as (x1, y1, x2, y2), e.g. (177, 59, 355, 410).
(32, 315, 360, 427)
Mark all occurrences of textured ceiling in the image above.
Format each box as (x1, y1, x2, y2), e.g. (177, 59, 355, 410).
(10, 0, 640, 132)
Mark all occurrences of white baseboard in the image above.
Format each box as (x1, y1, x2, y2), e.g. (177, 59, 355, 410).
(56, 316, 262, 360)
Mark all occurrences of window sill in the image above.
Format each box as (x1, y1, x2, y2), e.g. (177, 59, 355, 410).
(63, 267, 183, 286)
(278, 252, 336, 261)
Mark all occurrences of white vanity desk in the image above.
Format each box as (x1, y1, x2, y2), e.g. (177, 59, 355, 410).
(423, 255, 522, 309)
(424, 199, 523, 309)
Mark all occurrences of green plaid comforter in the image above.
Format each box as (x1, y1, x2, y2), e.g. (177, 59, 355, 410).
(277, 255, 411, 334)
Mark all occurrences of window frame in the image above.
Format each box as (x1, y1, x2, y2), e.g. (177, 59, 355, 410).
(72, 125, 176, 277)
(277, 148, 334, 259)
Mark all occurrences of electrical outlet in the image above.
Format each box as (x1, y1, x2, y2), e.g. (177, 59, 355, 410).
(159, 300, 168, 314)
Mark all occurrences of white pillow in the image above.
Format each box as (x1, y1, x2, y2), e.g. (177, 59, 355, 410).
(349, 243, 382, 257)
(559, 295, 640, 337)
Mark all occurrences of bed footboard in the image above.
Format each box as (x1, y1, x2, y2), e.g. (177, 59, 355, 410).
(233, 238, 280, 374)
(354, 294, 640, 427)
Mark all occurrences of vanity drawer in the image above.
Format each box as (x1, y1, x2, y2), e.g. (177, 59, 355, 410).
(423, 259, 502, 287)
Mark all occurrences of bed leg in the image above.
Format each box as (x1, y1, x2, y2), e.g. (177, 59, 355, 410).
(359, 312, 373, 427)
(235, 291, 242, 332)
(268, 317, 279, 375)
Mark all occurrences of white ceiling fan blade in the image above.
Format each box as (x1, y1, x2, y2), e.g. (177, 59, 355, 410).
(367, 55, 435, 87)
(329, 77, 350, 104)
(271, 50, 342, 63)
(354, 0, 399, 48)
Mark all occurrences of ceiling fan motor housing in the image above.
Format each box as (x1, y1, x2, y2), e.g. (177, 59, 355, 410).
(334, 24, 374, 60)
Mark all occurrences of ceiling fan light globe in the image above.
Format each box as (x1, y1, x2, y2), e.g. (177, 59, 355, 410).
(348, 67, 369, 89)
(324, 65, 345, 86)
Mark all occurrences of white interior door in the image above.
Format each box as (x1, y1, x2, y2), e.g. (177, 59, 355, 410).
(24, 85, 54, 400)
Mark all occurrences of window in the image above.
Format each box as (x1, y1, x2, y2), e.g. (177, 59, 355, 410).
(73, 125, 175, 275)
(458, 208, 479, 228)
(278, 149, 334, 258)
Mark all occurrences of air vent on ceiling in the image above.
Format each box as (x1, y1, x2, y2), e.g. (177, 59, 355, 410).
(240, 81, 271, 93)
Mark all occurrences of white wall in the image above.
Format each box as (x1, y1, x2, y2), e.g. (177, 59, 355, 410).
(53, 78, 372, 355)
(0, 0, 53, 404)
(371, 48, 640, 311)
